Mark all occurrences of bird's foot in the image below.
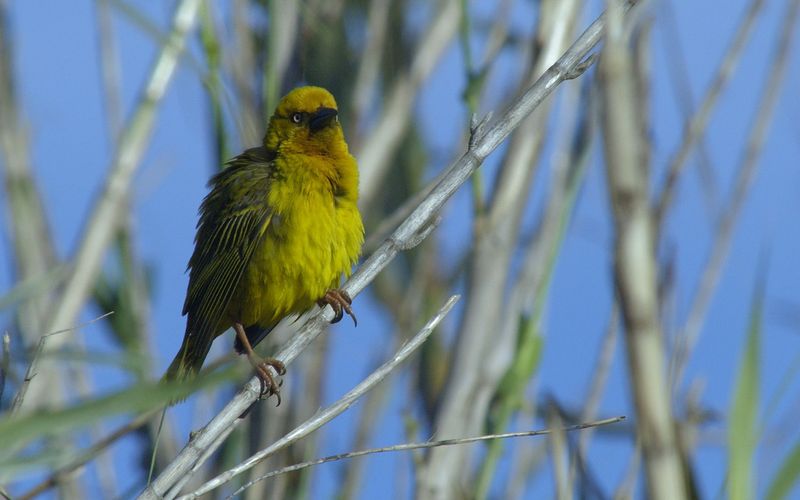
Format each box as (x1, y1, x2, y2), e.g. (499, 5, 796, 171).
(318, 289, 357, 326)
(248, 355, 286, 406)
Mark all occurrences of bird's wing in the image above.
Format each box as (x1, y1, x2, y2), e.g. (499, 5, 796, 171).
(181, 147, 276, 363)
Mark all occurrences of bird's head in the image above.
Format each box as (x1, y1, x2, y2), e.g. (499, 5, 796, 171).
(264, 86, 349, 158)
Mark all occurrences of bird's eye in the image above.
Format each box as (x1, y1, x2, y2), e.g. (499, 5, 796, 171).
(291, 113, 303, 124)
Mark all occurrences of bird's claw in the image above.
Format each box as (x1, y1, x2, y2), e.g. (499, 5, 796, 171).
(318, 289, 357, 326)
(250, 356, 286, 406)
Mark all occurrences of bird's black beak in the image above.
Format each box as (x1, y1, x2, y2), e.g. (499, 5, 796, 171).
(309, 107, 338, 132)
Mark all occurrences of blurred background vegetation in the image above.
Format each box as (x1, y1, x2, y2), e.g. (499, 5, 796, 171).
(1, 0, 800, 498)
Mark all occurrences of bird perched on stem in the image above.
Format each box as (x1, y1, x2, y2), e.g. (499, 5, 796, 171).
(164, 86, 364, 404)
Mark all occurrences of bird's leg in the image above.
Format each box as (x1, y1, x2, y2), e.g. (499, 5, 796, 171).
(233, 322, 286, 405)
(318, 289, 357, 326)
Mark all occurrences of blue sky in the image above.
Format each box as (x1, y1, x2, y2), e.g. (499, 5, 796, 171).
(2, 0, 799, 498)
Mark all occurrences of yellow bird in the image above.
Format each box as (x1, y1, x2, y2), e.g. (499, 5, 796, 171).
(165, 86, 364, 402)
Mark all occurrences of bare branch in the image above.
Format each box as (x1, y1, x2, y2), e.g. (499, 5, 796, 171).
(230, 417, 626, 499)
(177, 295, 459, 499)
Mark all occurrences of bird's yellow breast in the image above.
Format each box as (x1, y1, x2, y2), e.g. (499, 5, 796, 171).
(227, 153, 363, 329)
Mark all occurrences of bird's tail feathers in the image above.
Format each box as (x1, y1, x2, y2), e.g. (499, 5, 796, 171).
(163, 335, 203, 383)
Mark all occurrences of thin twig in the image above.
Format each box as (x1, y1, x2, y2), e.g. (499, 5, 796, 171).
(177, 295, 459, 499)
(141, 8, 620, 495)
(17, 0, 202, 414)
(10, 312, 114, 415)
(228, 417, 626, 499)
